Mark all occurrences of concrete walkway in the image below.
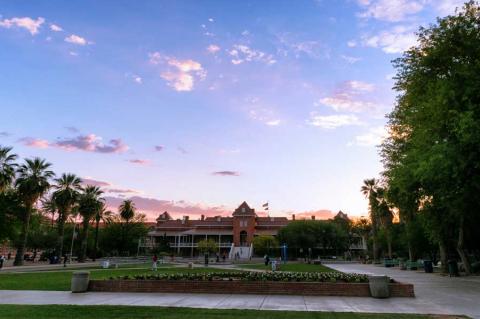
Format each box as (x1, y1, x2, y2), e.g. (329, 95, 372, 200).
(0, 263, 478, 318)
(326, 263, 480, 319)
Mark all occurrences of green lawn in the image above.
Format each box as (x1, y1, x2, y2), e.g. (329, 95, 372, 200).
(235, 262, 336, 273)
(0, 305, 460, 319)
(0, 266, 232, 291)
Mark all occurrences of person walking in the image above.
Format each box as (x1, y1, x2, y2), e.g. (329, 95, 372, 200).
(152, 254, 158, 271)
(0, 255, 5, 270)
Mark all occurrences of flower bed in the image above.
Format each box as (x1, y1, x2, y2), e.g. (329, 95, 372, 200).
(109, 271, 369, 283)
(88, 271, 414, 297)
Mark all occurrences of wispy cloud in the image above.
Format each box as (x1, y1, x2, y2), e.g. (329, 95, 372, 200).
(18, 137, 50, 148)
(228, 44, 276, 65)
(357, 0, 425, 22)
(212, 171, 240, 176)
(65, 126, 79, 133)
(177, 147, 188, 154)
(362, 25, 417, 54)
(64, 34, 89, 45)
(0, 16, 45, 35)
(316, 81, 377, 113)
(154, 145, 164, 152)
(206, 44, 220, 54)
(19, 134, 129, 154)
(435, 0, 465, 16)
(81, 177, 111, 187)
(349, 126, 387, 146)
(307, 113, 362, 129)
(341, 55, 361, 64)
(276, 33, 329, 59)
(128, 159, 150, 165)
(149, 52, 206, 91)
(50, 24, 63, 32)
(0, 131, 11, 137)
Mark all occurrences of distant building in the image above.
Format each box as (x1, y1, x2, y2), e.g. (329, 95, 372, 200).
(144, 201, 366, 259)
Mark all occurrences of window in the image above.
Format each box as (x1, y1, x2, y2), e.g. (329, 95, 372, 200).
(239, 220, 248, 227)
(242, 207, 245, 212)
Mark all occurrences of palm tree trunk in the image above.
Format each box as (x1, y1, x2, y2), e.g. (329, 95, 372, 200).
(56, 210, 67, 257)
(456, 216, 471, 275)
(13, 204, 32, 266)
(78, 221, 90, 263)
(93, 219, 100, 262)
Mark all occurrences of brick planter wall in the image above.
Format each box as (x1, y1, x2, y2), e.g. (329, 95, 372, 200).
(88, 280, 414, 297)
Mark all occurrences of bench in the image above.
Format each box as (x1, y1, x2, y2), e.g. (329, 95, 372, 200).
(406, 260, 422, 270)
(384, 258, 399, 267)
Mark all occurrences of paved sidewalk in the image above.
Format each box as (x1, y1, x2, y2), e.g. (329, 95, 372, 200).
(0, 289, 467, 316)
(325, 263, 480, 319)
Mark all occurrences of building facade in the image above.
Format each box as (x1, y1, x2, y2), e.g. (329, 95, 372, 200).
(145, 201, 366, 259)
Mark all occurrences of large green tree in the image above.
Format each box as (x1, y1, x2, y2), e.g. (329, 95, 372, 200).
(14, 158, 54, 266)
(381, 1, 480, 274)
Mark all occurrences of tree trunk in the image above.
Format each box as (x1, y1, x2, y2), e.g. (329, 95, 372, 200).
(439, 241, 448, 273)
(56, 210, 68, 258)
(92, 219, 100, 261)
(13, 204, 32, 266)
(387, 237, 393, 259)
(456, 216, 471, 275)
(78, 220, 90, 263)
(408, 243, 413, 261)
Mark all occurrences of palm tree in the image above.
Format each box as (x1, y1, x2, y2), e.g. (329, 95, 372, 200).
(14, 158, 54, 266)
(361, 178, 380, 262)
(92, 202, 113, 261)
(0, 146, 18, 192)
(119, 199, 136, 255)
(119, 199, 135, 223)
(41, 196, 57, 228)
(376, 187, 394, 258)
(77, 185, 104, 262)
(52, 173, 83, 258)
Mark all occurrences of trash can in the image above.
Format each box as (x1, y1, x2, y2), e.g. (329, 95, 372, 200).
(423, 260, 433, 273)
(368, 275, 390, 298)
(71, 271, 90, 293)
(448, 260, 459, 277)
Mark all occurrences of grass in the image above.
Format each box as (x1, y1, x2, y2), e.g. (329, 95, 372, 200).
(235, 262, 337, 273)
(0, 305, 462, 319)
(0, 266, 233, 291)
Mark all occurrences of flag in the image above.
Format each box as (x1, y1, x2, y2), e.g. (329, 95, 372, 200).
(262, 202, 269, 210)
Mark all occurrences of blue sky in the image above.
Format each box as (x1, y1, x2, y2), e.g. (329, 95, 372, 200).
(0, 0, 465, 220)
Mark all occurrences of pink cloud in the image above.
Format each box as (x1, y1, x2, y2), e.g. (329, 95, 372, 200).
(18, 137, 50, 149)
(19, 134, 129, 154)
(291, 209, 336, 220)
(81, 177, 111, 187)
(212, 171, 240, 176)
(128, 159, 150, 165)
(105, 196, 231, 221)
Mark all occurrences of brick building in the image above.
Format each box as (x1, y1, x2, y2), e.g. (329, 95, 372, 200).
(145, 201, 366, 259)
(146, 202, 289, 258)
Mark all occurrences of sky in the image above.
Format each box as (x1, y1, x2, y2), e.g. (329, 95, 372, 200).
(0, 0, 466, 220)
